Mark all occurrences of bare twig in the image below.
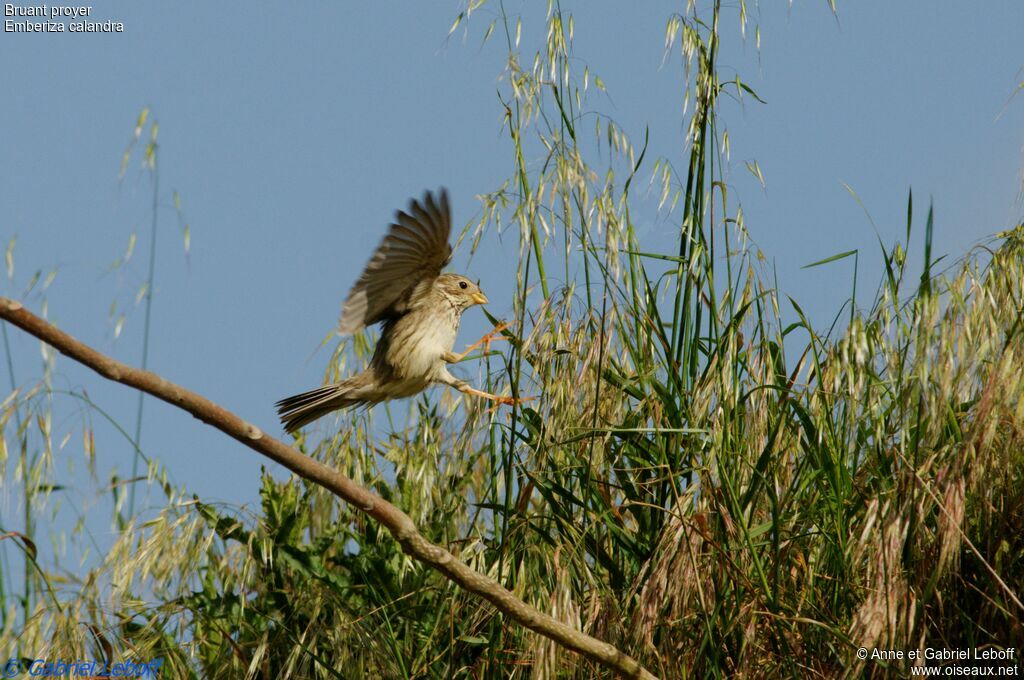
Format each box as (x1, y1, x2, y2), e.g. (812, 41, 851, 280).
(0, 297, 657, 680)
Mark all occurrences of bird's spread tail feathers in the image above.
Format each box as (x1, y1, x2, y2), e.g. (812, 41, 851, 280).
(276, 373, 373, 432)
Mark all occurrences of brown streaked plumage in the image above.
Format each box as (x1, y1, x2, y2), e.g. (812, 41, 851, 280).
(277, 189, 514, 432)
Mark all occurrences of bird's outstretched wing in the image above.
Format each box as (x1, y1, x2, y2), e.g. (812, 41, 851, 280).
(338, 189, 453, 334)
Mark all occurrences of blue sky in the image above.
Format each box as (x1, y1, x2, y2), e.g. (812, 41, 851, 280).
(1, 2, 1022, 563)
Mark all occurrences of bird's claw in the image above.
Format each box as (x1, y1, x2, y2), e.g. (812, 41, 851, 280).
(463, 321, 511, 357)
(485, 394, 535, 413)
(455, 382, 534, 410)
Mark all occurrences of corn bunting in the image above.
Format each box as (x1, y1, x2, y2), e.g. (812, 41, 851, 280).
(277, 189, 515, 432)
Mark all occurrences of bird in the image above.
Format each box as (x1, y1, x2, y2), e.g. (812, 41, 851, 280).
(276, 188, 517, 432)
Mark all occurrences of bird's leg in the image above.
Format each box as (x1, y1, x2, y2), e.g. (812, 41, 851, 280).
(436, 368, 532, 406)
(444, 322, 510, 363)
(456, 383, 523, 406)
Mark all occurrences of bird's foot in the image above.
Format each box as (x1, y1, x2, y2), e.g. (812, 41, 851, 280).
(456, 383, 534, 410)
(448, 322, 511, 362)
(485, 394, 535, 413)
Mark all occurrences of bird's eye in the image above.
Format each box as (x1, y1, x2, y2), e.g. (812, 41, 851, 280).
(459, 281, 468, 289)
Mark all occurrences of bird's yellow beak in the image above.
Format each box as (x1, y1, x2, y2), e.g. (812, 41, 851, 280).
(471, 291, 489, 306)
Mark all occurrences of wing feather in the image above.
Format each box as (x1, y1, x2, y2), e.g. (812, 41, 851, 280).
(338, 189, 453, 334)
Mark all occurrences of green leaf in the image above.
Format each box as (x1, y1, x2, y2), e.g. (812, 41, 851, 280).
(802, 249, 857, 269)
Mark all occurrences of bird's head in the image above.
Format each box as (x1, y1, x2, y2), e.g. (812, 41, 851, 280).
(435, 273, 488, 310)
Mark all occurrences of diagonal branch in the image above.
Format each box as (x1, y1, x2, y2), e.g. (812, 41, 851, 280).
(0, 297, 657, 680)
